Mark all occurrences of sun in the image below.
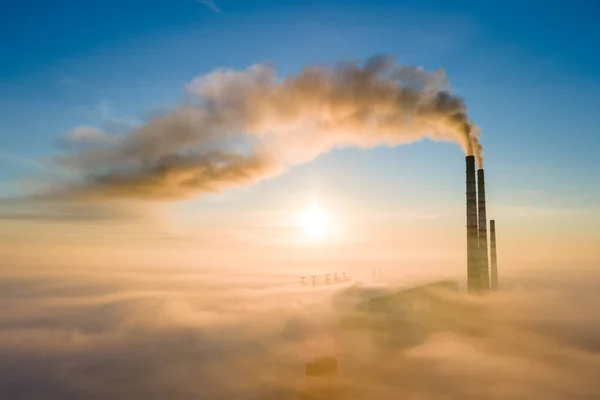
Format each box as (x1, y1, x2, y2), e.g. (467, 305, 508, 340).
(300, 200, 329, 238)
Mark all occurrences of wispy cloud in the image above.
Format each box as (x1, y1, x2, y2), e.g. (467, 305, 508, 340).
(58, 76, 77, 86)
(197, 0, 221, 12)
(94, 99, 140, 134)
(0, 150, 46, 171)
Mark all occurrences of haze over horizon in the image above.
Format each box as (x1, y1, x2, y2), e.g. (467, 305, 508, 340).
(1, 0, 600, 398)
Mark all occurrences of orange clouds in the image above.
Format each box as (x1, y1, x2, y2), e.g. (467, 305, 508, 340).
(0, 263, 599, 398)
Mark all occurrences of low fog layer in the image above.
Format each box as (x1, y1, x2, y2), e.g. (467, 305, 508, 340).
(1, 265, 599, 399)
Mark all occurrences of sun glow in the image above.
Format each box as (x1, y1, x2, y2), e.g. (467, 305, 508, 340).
(300, 200, 329, 239)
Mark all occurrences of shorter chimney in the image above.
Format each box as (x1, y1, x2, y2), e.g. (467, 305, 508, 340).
(490, 220, 498, 290)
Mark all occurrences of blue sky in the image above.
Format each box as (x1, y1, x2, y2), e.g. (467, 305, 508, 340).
(1, 0, 599, 240)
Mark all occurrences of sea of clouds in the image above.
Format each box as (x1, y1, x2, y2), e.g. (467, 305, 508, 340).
(0, 263, 599, 399)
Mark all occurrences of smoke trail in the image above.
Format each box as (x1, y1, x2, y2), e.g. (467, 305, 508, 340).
(54, 55, 482, 201)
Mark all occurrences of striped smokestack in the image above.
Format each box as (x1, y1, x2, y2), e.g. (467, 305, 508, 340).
(477, 169, 490, 291)
(490, 220, 498, 290)
(466, 156, 479, 293)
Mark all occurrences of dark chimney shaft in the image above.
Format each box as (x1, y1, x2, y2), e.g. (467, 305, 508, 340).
(466, 156, 479, 293)
(477, 169, 490, 291)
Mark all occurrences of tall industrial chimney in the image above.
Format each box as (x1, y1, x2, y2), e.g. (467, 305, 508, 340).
(490, 220, 498, 290)
(465, 156, 479, 293)
(477, 169, 490, 291)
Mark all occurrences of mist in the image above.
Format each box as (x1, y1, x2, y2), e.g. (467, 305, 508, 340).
(1, 262, 599, 399)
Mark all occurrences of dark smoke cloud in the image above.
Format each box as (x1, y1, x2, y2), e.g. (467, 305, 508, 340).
(47, 55, 482, 202)
(0, 266, 599, 399)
